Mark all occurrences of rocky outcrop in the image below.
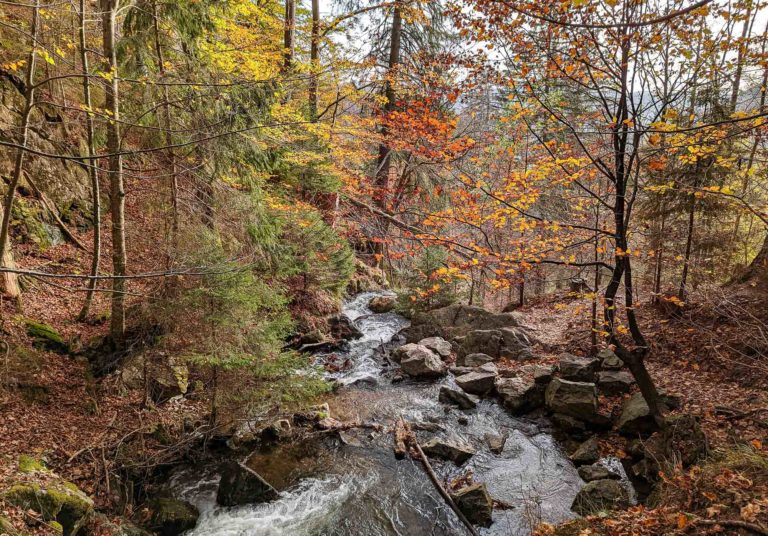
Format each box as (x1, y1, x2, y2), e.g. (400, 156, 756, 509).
(456, 370, 497, 395)
(397, 345, 446, 378)
(439, 386, 478, 410)
(597, 371, 634, 396)
(495, 376, 544, 414)
(450, 483, 494, 527)
(421, 438, 475, 464)
(545, 378, 598, 421)
(147, 498, 199, 536)
(558, 354, 600, 382)
(216, 462, 279, 507)
(368, 295, 396, 313)
(457, 327, 534, 360)
(571, 479, 629, 515)
(418, 337, 452, 359)
(406, 304, 523, 343)
(578, 464, 620, 482)
(569, 436, 600, 466)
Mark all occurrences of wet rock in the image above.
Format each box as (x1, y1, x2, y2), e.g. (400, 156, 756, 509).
(294, 402, 331, 425)
(456, 371, 497, 396)
(398, 345, 446, 378)
(599, 349, 624, 370)
(350, 375, 378, 387)
(216, 462, 279, 507)
(368, 295, 396, 313)
(570, 436, 600, 466)
(559, 354, 600, 382)
(578, 464, 620, 482)
(485, 433, 507, 454)
(571, 479, 629, 515)
(338, 430, 364, 447)
(450, 483, 494, 527)
(545, 378, 598, 421)
(317, 417, 343, 430)
(439, 386, 479, 410)
(616, 392, 679, 436)
(406, 304, 522, 343)
(457, 416, 469, 425)
(418, 337, 452, 359)
(147, 498, 199, 536)
(449, 366, 474, 376)
(495, 376, 544, 414)
(329, 314, 363, 341)
(421, 438, 475, 464)
(456, 352, 495, 367)
(597, 370, 634, 396)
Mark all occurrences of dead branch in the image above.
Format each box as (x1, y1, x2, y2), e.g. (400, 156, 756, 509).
(693, 517, 768, 535)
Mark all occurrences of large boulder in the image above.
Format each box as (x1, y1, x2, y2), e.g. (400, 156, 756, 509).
(4, 481, 94, 536)
(559, 354, 600, 382)
(545, 378, 598, 421)
(597, 371, 635, 396)
(419, 337, 452, 359)
(398, 345, 446, 378)
(495, 376, 544, 414)
(456, 353, 495, 367)
(147, 498, 199, 536)
(570, 436, 600, 466)
(216, 462, 279, 507)
(616, 392, 680, 436)
(368, 295, 396, 313)
(406, 304, 523, 343)
(457, 327, 535, 360)
(450, 483, 494, 527)
(456, 371, 497, 395)
(571, 479, 629, 515)
(421, 438, 475, 465)
(439, 386, 479, 410)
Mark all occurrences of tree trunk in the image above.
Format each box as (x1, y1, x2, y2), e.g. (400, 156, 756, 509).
(679, 188, 696, 300)
(283, 0, 296, 72)
(0, 0, 40, 302)
(77, 0, 102, 321)
(309, 0, 320, 120)
(102, 0, 127, 341)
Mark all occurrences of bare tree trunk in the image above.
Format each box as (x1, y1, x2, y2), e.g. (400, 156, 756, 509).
(77, 0, 102, 321)
(0, 0, 40, 302)
(679, 185, 696, 300)
(309, 0, 320, 120)
(102, 0, 127, 341)
(652, 211, 666, 303)
(282, 0, 295, 72)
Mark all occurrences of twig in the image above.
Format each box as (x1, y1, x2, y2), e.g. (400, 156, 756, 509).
(66, 412, 119, 463)
(693, 517, 768, 535)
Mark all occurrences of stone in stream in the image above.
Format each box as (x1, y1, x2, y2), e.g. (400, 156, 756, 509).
(597, 370, 635, 396)
(545, 378, 598, 421)
(418, 336, 453, 359)
(439, 385, 479, 410)
(449, 483, 494, 527)
(147, 498, 200, 536)
(328, 314, 363, 341)
(216, 461, 279, 507)
(455, 371, 497, 396)
(405, 303, 523, 343)
(456, 352, 495, 367)
(578, 464, 621, 482)
(571, 479, 630, 515)
(495, 376, 544, 415)
(599, 348, 624, 370)
(558, 353, 600, 382)
(570, 436, 600, 466)
(368, 295, 396, 313)
(421, 438, 476, 465)
(398, 344, 447, 378)
(484, 433, 507, 454)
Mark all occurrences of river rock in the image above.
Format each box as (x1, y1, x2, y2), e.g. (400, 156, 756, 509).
(368, 295, 396, 313)
(457, 352, 495, 367)
(406, 304, 523, 343)
(578, 464, 620, 482)
(421, 438, 475, 464)
(559, 354, 600, 382)
(616, 392, 679, 436)
(571, 479, 629, 515)
(569, 436, 600, 466)
(456, 371, 497, 395)
(495, 376, 544, 414)
(439, 386, 479, 410)
(147, 498, 199, 536)
(216, 462, 279, 507)
(485, 433, 507, 454)
(599, 348, 624, 370)
(398, 345, 446, 378)
(329, 314, 363, 341)
(597, 370, 635, 395)
(545, 378, 598, 420)
(419, 337, 452, 359)
(450, 366, 474, 375)
(450, 483, 494, 527)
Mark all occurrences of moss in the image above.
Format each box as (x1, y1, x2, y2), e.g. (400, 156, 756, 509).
(3, 480, 93, 536)
(24, 319, 70, 354)
(48, 521, 63, 535)
(18, 454, 47, 473)
(0, 515, 21, 535)
(11, 198, 52, 250)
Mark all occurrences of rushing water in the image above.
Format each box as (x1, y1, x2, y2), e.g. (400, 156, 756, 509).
(171, 292, 596, 535)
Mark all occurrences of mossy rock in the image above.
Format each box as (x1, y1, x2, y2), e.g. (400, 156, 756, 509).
(147, 498, 199, 536)
(3, 480, 94, 536)
(25, 320, 69, 354)
(18, 454, 47, 473)
(0, 515, 22, 535)
(18, 383, 51, 405)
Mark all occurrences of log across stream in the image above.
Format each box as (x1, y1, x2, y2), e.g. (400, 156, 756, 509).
(168, 292, 594, 535)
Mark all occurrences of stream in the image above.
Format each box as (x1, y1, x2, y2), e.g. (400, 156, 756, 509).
(170, 292, 589, 535)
